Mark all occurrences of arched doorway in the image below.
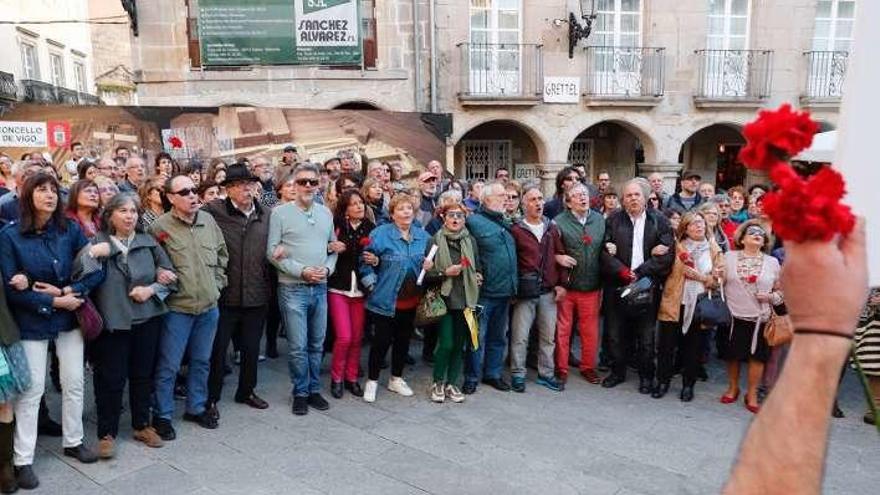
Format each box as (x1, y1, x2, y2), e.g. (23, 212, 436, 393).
(332, 101, 382, 110)
(455, 120, 542, 181)
(679, 124, 746, 190)
(567, 121, 649, 189)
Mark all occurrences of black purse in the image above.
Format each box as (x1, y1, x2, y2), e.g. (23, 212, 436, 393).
(694, 285, 731, 329)
(617, 277, 655, 314)
(517, 272, 543, 299)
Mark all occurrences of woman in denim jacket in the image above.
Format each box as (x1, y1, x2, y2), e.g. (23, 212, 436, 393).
(359, 194, 433, 403)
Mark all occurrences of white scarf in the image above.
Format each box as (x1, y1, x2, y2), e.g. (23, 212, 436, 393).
(110, 232, 136, 263)
(681, 239, 712, 334)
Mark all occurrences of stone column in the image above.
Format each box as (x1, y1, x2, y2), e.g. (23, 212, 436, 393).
(539, 162, 568, 197)
(640, 163, 683, 195)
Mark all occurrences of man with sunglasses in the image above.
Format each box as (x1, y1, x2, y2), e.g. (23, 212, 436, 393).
(267, 163, 338, 416)
(150, 175, 229, 440)
(415, 171, 438, 228)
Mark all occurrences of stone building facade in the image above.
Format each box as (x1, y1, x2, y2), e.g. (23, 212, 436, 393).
(129, 0, 853, 193)
(89, 0, 137, 105)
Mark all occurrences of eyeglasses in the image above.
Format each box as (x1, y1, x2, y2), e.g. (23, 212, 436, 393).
(295, 179, 320, 187)
(445, 211, 466, 219)
(170, 187, 197, 197)
(745, 226, 766, 237)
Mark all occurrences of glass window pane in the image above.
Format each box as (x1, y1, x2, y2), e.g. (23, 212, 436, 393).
(731, 0, 749, 15)
(470, 10, 487, 28)
(621, 14, 640, 33)
(833, 39, 851, 52)
(708, 0, 725, 15)
(621, 0, 641, 13)
(730, 17, 747, 35)
(619, 34, 638, 47)
(835, 19, 853, 38)
(596, 13, 613, 32)
(597, 0, 614, 12)
(815, 1, 832, 18)
(471, 30, 488, 44)
(497, 0, 520, 10)
(498, 31, 518, 44)
(499, 11, 518, 30)
(708, 16, 725, 35)
(813, 19, 830, 39)
(837, 1, 855, 19)
(499, 51, 519, 71)
(707, 35, 724, 49)
(728, 36, 746, 50)
(811, 38, 828, 51)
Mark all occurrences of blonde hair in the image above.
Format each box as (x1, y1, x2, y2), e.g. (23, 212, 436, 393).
(388, 192, 418, 216)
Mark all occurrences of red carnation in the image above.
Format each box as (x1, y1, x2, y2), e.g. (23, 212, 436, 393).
(738, 104, 818, 171)
(746, 275, 758, 284)
(582, 234, 592, 245)
(460, 256, 472, 268)
(618, 267, 635, 283)
(358, 237, 371, 248)
(169, 136, 183, 149)
(678, 252, 695, 268)
(155, 231, 169, 244)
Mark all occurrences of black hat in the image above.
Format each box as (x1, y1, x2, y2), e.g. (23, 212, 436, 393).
(221, 163, 260, 186)
(283, 145, 297, 153)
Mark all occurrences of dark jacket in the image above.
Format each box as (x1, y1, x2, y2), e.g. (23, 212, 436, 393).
(601, 208, 674, 287)
(465, 207, 517, 299)
(510, 217, 562, 295)
(664, 192, 704, 213)
(552, 209, 606, 292)
(328, 218, 375, 293)
(0, 281, 21, 346)
(88, 231, 175, 330)
(0, 219, 104, 340)
(203, 198, 271, 308)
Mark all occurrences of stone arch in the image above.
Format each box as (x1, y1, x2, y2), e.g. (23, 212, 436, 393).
(565, 119, 657, 189)
(331, 100, 383, 110)
(453, 119, 547, 181)
(678, 122, 747, 190)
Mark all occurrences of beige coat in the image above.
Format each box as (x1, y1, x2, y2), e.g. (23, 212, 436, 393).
(658, 240, 725, 323)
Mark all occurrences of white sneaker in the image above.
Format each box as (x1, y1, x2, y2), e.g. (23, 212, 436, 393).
(387, 376, 414, 397)
(363, 380, 378, 403)
(445, 384, 465, 403)
(429, 382, 445, 403)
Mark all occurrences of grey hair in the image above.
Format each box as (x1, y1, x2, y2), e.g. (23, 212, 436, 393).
(293, 162, 320, 177)
(479, 180, 506, 202)
(624, 177, 651, 198)
(521, 184, 543, 199)
(438, 189, 462, 207)
(564, 182, 589, 201)
(125, 156, 145, 168)
(100, 192, 143, 235)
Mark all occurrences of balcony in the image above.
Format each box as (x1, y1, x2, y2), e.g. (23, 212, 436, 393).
(20, 79, 103, 105)
(583, 46, 665, 106)
(801, 50, 848, 108)
(0, 72, 17, 102)
(457, 42, 543, 106)
(694, 49, 772, 108)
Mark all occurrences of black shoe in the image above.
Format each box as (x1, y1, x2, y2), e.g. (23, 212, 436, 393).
(680, 385, 695, 402)
(638, 377, 654, 395)
(307, 393, 330, 411)
(831, 401, 845, 418)
(462, 382, 477, 395)
(344, 381, 364, 397)
(292, 396, 308, 416)
(405, 354, 416, 366)
(602, 374, 625, 389)
(63, 444, 98, 464)
(651, 381, 670, 399)
(152, 418, 176, 441)
(235, 394, 269, 410)
(696, 366, 709, 382)
(330, 381, 344, 399)
(173, 383, 188, 401)
(205, 402, 220, 420)
(37, 418, 62, 438)
(265, 347, 279, 359)
(481, 378, 511, 392)
(183, 411, 218, 429)
(14, 466, 38, 490)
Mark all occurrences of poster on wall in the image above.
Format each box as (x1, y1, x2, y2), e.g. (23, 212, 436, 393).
(198, 0, 361, 66)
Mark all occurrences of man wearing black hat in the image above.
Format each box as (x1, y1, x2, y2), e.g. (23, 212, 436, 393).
(664, 172, 704, 213)
(203, 163, 273, 417)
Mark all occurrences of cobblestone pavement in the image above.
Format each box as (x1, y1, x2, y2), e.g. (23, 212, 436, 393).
(31, 339, 878, 494)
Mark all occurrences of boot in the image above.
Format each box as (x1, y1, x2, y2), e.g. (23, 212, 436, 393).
(0, 421, 17, 494)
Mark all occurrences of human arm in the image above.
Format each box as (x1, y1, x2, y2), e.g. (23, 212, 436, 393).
(213, 222, 229, 290)
(633, 215, 675, 281)
(266, 210, 306, 277)
(723, 219, 867, 495)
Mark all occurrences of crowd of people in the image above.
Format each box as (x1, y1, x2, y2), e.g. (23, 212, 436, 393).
(0, 141, 876, 493)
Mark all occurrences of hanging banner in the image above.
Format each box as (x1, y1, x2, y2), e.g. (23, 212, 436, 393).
(198, 0, 361, 67)
(0, 121, 47, 147)
(47, 120, 71, 149)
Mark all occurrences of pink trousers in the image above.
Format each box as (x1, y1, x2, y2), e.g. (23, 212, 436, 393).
(328, 293, 366, 382)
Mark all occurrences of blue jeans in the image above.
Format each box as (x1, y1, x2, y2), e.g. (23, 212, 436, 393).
(154, 308, 219, 419)
(465, 297, 510, 385)
(278, 284, 328, 397)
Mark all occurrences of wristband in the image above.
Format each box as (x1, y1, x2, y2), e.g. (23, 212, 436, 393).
(794, 328, 853, 340)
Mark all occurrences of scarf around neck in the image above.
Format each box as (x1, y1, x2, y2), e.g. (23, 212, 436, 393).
(434, 226, 479, 308)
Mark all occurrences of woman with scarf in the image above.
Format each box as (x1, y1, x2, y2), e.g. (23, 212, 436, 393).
(655, 212, 724, 401)
(425, 203, 480, 403)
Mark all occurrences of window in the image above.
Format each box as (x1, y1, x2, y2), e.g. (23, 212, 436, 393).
(590, 0, 643, 95)
(73, 61, 87, 92)
(593, 0, 642, 47)
(20, 41, 39, 80)
(468, 0, 522, 94)
(50, 52, 65, 87)
(707, 0, 750, 50)
(812, 0, 855, 52)
(462, 140, 512, 180)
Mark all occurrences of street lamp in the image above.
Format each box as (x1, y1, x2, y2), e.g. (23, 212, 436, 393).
(569, 0, 597, 59)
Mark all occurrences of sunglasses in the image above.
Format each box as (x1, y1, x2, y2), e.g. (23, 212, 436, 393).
(296, 179, 320, 187)
(446, 211, 466, 219)
(170, 187, 197, 197)
(746, 226, 766, 237)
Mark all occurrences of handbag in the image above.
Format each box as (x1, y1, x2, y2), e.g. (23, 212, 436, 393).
(414, 287, 447, 327)
(694, 284, 732, 329)
(76, 296, 104, 341)
(764, 307, 793, 347)
(617, 277, 655, 314)
(516, 272, 543, 299)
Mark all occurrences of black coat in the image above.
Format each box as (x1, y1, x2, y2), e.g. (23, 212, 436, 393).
(601, 208, 674, 287)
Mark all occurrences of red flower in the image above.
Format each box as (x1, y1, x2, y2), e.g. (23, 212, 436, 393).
(155, 231, 169, 244)
(358, 237, 371, 248)
(738, 104, 819, 171)
(746, 275, 758, 284)
(460, 256, 472, 268)
(678, 252, 695, 268)
(169, 136, 183, 149)
(582, 234, 592, 245)
(618, 267, 635, 283)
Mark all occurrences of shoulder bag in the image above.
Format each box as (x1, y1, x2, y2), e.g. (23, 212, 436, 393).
(415, 287, 447, 327)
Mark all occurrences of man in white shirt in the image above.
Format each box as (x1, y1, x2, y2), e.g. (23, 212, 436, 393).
(600, 178, 674, 394)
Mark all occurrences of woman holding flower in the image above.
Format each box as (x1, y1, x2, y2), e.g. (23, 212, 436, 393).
(719, 220, 784, 413)
(326, 190, 375, 399)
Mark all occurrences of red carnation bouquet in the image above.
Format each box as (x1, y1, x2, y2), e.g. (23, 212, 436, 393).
(678, 252, 695, 268)
(582, 234, 593, 246)
(737, 104, 855, 242)
(358, 237, 371, 248)
(155, 231, 169, 244)
(745, 275, 758, 284)
(460, 256, 472, 269)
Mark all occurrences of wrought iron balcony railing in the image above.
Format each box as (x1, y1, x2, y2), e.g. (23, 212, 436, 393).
(0, 72, 16, 101)
(803, 50, 848, 101)
(20, 79, 102, 105)
(584, 46, 665, 98)
(458, 42, 543, 100)
(695, 49, 772, 101)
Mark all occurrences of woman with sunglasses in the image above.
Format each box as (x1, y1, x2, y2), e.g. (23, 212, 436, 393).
(719, 220, 784, 414)
(647, 192, 662, 210)
(424, 202, 479, 403)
